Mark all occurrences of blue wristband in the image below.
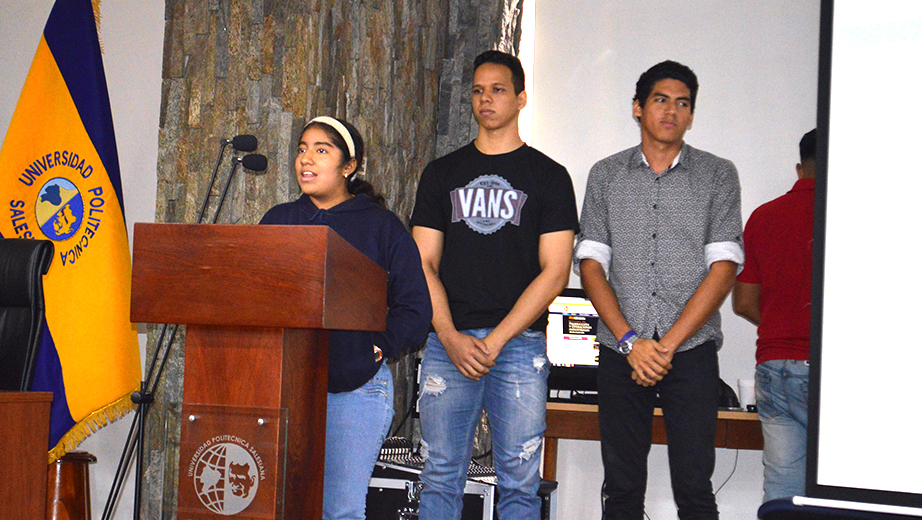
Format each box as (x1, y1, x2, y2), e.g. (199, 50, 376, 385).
(619, 330, 638, 344)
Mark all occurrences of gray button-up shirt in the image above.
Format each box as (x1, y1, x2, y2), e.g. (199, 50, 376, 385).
(574, 143, 744, 353)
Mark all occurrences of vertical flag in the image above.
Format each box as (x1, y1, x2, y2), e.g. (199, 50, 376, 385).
(0, 0, 141, 462)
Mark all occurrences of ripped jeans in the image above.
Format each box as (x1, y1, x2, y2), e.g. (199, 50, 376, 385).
(417, 328, 548, 520)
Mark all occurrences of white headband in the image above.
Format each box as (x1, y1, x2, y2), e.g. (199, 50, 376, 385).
(309, 116, 355, 159)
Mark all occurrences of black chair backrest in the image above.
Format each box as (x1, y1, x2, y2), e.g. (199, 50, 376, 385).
(0, 238, 54, 391)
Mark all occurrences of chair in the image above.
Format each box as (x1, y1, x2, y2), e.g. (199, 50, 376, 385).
(0, 238, 54, 391)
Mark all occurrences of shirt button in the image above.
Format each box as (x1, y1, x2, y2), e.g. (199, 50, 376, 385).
(653, 204, 657, 210)
(652, 291, 657, 296)
(652, 233, 657, 238)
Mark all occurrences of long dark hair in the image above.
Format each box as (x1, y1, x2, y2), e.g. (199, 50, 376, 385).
(303, 118, 387, 208)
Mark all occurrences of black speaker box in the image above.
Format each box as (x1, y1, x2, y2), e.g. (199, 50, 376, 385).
(365, 462, 558, 520)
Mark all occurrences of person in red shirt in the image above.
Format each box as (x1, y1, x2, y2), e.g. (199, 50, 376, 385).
(733, 128, 816, 503)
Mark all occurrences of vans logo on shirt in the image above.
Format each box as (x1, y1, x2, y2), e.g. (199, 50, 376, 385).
(450, 174, 527, 235)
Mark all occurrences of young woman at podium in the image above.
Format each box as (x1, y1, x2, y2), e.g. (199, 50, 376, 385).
(260, 116, 432, 519)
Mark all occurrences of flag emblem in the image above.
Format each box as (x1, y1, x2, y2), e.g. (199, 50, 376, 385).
(37, 178, 84, 241)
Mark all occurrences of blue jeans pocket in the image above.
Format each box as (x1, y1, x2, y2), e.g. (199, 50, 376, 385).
(756, 363, 782, 420)
(358, 369, 390, 398)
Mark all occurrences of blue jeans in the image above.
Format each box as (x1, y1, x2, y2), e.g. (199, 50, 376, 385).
(324, 363, 394, 520)
(418, 328, 548, 520)
(756, 359, 809, 503)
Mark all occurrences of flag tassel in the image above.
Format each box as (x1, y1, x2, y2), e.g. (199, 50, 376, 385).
(48, 388, 139, 464)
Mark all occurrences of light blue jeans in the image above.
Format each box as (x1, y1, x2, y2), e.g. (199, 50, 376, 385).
(755, 359, 810, 503)
(418, 328, 548, 520)
(324, 363, 394, 520)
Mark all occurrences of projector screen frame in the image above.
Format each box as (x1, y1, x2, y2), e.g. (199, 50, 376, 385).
(806, 0, 922, 509)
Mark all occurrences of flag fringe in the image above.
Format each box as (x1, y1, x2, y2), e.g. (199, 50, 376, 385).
(47, 388, 138, 464)
(92, 0, 102, 32)
(92, 0, 104, 53)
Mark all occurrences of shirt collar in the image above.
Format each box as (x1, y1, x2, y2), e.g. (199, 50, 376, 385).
(636, 142, 686, 173)
(791, 178, 816, 192)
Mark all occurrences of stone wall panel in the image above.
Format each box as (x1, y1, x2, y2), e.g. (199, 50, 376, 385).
(148, 1, 522, 514)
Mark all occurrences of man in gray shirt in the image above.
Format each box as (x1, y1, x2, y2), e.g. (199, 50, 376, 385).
(574, 60, 743, 520)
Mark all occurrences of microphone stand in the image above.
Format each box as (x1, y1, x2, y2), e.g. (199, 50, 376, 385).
(213, 158, 242, 224)
(209, 155, 268, 226)
(195, 139, 231, 224)
(101, 145, 252, 520)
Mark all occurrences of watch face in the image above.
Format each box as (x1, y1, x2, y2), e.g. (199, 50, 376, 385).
(617, 342, 632, 355)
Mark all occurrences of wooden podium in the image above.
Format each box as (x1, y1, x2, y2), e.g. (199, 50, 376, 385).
(0, 391, 52, 520)
(130, 223, 386, 519)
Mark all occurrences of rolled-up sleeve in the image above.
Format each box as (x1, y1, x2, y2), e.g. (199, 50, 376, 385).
(706, 160, 744, 273)
(573, 164, 613, 276)
(574, 239, 612, 277)
(704, 241, 744, 271)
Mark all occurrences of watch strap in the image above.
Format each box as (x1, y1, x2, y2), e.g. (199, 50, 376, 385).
(619, 330, 638, 344)
(616, 330, 638, 355)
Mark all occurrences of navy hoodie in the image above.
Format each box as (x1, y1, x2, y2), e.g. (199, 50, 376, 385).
(260, 194, 432, 392)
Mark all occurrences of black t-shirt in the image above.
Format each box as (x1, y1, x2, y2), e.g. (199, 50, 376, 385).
(410, 142, 579, 331)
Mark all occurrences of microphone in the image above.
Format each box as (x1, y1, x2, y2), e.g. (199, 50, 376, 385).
(221, 134, 258, 152)
(236, 153, 268, 172)
(211, 154, 270, 223)
(197, 135, 260, 223)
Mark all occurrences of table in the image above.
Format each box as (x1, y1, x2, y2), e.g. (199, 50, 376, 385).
(543, 402, 763, 481)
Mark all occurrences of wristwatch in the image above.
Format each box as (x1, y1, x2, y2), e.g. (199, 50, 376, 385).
(616, 330, 638, 356)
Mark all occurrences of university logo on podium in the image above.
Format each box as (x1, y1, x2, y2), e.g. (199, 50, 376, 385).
(177, 405, 285, 519)
(189, 435, 266, 516)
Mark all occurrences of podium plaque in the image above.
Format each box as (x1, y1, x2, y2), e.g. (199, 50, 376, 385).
(177, 405, 288, 519)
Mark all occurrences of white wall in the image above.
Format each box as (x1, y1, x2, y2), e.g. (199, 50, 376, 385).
(0, 2, 163, 518)
(529, 1, 820, 518)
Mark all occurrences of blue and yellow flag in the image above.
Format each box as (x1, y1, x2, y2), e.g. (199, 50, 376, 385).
(0, 0, 141, 462)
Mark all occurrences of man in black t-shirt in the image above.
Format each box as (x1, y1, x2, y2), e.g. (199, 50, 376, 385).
(410, 50, 579, 520)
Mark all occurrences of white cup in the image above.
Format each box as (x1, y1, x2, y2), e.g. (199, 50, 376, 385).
(738, 378, 756, 409)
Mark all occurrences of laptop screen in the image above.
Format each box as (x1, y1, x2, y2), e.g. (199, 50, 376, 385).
(546, 288, 600, 397)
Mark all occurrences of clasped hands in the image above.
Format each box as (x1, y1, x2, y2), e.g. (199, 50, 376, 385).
(627, 338, 674, 387)
(439, 329, 499, 381)
(438, 329, 674, 385)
